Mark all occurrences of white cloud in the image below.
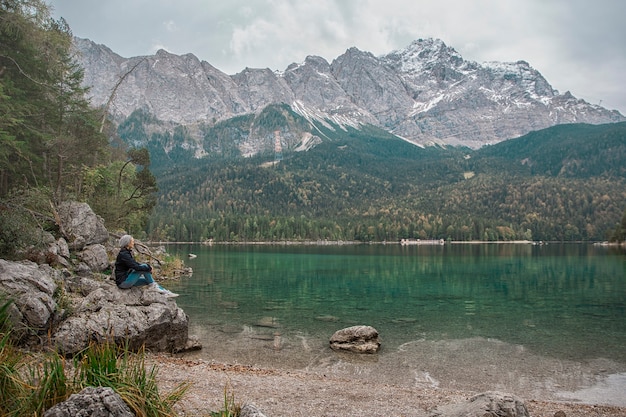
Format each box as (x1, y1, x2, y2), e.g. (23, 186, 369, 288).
(163, 20, 178, 33)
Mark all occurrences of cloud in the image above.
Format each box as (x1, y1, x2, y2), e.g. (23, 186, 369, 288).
(163, 20, 178, 33)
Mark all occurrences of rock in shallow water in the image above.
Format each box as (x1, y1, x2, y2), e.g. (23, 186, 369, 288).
(329, 325, 380, 353)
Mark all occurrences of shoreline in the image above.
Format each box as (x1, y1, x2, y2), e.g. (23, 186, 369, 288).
(152, 354, 626, 417)
(151, 239, 621, 246)
(166, 320, 626, 413)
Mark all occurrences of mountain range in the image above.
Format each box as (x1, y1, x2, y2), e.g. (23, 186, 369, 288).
(74, 37, 625, 155)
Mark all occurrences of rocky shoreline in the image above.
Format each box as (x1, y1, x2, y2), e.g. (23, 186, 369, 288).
(151, 354, 626, 417)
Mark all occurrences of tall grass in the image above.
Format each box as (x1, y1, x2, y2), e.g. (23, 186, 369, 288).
(210, 382, 241, 417)
(0, 298, 25, 416)
(0, 296, 189, 416)
(74, 341, 190, 417)
(18, 354, 69, 416)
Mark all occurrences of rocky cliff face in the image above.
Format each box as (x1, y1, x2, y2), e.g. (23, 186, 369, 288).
(74, 37, 624, 153)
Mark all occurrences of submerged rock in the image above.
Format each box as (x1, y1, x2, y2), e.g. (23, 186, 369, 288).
(315, 314, 339, 322)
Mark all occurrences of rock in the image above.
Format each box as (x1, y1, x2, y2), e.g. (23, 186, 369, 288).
(43, 386, 133, 417)
(315, 314, 339, 322)
(57, 237, 70, 258)
(1, 202, 196, 356)
(57, 201, 109, 250)
(20, 232, 72, 268)
(173, 335, 203, 353)
(39, 236, 71, 268)
(0, 260, 58, 343)
(329, 325, 380, 353)
(75, 262, 93, 277)
(52, 278, 190, 355)
(240, 404, 268, 417)
(256, 316, 280, 328)
(430, 391, 530, 417)
(78, 244, 110, 272)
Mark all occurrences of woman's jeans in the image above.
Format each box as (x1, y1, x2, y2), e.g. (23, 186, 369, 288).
(118, 266, 155, 289)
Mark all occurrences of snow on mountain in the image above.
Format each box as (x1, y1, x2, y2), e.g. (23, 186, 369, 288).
(73, 37, 625, 156)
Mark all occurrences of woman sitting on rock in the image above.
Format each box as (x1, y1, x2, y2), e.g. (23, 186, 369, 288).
(115, 234, 178, 297)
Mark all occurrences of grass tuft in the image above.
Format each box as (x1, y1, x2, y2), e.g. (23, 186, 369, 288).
(210, 382, 241, 417)
(74, 341, 190, 417)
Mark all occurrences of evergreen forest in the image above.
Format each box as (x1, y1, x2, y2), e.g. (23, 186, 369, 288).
(145, 120, 626, 243)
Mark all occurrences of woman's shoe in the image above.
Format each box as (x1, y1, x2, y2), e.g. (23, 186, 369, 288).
(149, 282, 179, 297)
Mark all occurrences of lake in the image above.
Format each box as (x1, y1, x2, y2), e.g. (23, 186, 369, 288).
(164, 242, 626, 405)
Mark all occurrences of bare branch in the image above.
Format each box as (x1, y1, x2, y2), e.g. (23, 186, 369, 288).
(0, 54, 56, 90)
(100, 57, 147, 132)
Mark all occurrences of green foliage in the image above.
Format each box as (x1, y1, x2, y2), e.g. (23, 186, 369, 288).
(0, 298, 26, 416)
(0, 0, 109, 200)
(74, 342, 189, 417)
(475, 122, 626, 178)
(210, 383, 241, 417)
(20, 354, 69, 416)
(148, 122, 626, 242)
(609, 208, 626, 242)
(0, 187, 55, 259)
(0, 0, 157, 237)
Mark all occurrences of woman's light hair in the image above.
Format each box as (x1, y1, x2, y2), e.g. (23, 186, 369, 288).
(119, 234, 133, 248)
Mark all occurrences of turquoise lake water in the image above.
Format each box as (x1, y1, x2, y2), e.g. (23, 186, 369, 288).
(164, 243, 626, 403)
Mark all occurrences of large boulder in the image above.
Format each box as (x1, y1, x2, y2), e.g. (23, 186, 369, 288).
(52, 277, 190, 355)
(329, 325, 381, 353)
(78, 244, 110, 272)
(43, 386, 134, 417)
(0, 260, 58, 342)
(430, 391, 530, 417)
(57, 201, 109, 250)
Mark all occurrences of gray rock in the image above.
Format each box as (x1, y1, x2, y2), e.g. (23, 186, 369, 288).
(430, 391, 530, 417)
(43, 386, 133, 417)
(57, 237, 70, 258)
(58, 201, 109, 250)
(79, 244, 110, 272)
(0, 260, 58, 341)
(239, 404, 268, 417)
(52, 279, 189, 355)
(75, 262, 93, 277)
(329, 325, 380, 353)
(46, 238, 70, 268)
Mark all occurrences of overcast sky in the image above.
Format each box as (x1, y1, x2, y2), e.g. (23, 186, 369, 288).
(48, 0, 626, 115)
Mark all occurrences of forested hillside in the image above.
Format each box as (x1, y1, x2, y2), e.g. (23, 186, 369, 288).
(146, 121, 626, 242)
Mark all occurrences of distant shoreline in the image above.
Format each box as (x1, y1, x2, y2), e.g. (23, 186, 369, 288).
(149, 239, 620, 246)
